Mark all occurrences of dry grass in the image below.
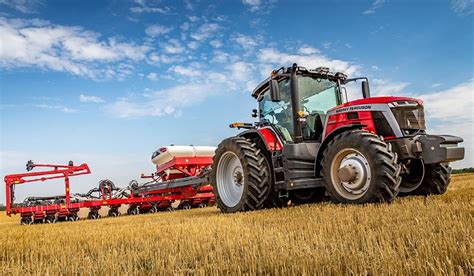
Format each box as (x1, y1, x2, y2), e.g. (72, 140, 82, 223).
(1, 174, 472, 275)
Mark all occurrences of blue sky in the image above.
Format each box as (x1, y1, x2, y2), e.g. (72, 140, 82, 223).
(1, 0, 473, 203)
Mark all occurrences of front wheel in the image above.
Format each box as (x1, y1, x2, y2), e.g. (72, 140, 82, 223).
(414, 163, 452, 195)
(210, 137, 272, 213)
(321, 130, 401, 204)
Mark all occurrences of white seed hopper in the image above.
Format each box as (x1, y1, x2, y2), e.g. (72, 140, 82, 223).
(152, 145, 216, 167)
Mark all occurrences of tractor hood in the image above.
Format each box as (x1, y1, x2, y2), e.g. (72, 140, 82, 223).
(333, 96, 423, 110)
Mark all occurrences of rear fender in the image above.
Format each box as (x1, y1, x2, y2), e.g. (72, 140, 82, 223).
(238, 128, 283, 151)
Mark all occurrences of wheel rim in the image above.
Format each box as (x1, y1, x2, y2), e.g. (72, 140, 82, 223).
(216, 151, 244, 208)
(330, 148, 371, 200)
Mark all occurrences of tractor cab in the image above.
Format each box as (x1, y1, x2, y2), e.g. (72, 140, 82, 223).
(255, 65, 344, 143)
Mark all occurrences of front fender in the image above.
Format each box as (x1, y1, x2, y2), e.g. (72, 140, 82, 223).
(314, 124, 363, 176)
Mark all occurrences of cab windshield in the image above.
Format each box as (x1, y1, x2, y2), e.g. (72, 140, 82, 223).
(259, 76, 340, 142)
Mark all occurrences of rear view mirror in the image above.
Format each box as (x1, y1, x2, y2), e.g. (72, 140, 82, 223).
(362, 80, 370, 98)
(270, 79, 281, 102)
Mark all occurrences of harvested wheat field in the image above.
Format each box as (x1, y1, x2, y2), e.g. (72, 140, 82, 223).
(1, 174, 472, 275)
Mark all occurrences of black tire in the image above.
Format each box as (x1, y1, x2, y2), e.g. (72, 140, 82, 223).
(289, 187, 327, 205)
(264, 192, 289, 208)
(211, 137, 272, 213)
(321, 130, 401, 204)
(149, 205, 158, 213)
(414, 163, 452, 195)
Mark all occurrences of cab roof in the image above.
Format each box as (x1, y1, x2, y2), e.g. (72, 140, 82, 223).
(251, 65, 348, 98)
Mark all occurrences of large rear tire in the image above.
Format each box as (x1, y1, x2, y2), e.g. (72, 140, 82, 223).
(414, 163, 451, 195)
(321, 130, 401, 204)
(211, 137, 271, 213)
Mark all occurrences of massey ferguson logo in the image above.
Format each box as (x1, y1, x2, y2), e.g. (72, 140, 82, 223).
(335, 105, 372, 113)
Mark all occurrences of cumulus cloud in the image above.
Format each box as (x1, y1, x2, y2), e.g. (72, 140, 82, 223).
(146, 72, 158, 81)
(371, 79, 410, 96)
(168, 65, 201, 77)
(234, 34, 261, 52)
(0, 17, 150, 79)
(415, 79, 474, 122)
(257, 48, 360, 77)
(415, 79, 474, 168)
(145, 24, 173, 37)
(79, 94, 105, 103)
(298, 46, 319, 55)
(242, 0, 262, 12)
(162, 38, 185, 54)
(209, 39, 223, 48)
(105, 83, 216, 118)
(190, 23, 219, 41)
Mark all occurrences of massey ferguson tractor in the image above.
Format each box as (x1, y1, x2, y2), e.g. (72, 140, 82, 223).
(210, 64, 465, 213)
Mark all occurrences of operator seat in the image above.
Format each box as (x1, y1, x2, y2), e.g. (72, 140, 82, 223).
(305, 112, 326, 141)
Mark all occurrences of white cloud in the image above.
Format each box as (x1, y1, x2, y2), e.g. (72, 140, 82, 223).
(416, 79, 474, 122)
(148, 52, 184, 64)
(169, 65, 201, 77)
(371, 65, 380, 71)
(0, 0, 42, 13)
(188, 41, 199, 50)
(210, 39, 223, 48)
(190, 23, 219, 41)
(188, 16, 199, 22)
(234, 34, 261, 52)
(258, 48, 360, 76)
(33, 104, 77, 113)
(145, 24, 173, 37)
(180, 22, 190, 31)
(162, 38, 185, 54)
(298, 46, 319, 55)
(79, 94, 105, 103)
(130, 0, 170, 14)
(105, 83, 216, 118)
(242, 0, 262, 12)
(227, 61, 258, 91)
(0, 17, 150, 79)
(322, 42, 331, 49)
(415, 79, 474, 168)
(371, 79, 410, 96)
(431, 83, 442, 88)
(451, 0, 474, 16)
(184, 0, 194, 10)
(146, 72, 158, 80)
(363, 0, 386, 15)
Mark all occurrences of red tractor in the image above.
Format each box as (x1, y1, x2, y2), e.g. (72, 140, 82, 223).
(210, 64, 465, 213)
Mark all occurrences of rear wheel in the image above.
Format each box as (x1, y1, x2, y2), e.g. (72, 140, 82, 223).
(321, 130, 401, 204)
(127, 206, 139, 215)
(211, 137, 271, 213)
(20, 217, 32, 225)
(414, 163, 451, 195)
(45, 215, 56, 224)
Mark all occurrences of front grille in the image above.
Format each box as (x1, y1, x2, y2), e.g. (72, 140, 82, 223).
(390, 104, 426, 135)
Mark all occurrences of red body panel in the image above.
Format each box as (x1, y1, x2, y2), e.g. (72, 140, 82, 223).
(324, 111, 375, 138)
(258, 127, 283, 151)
